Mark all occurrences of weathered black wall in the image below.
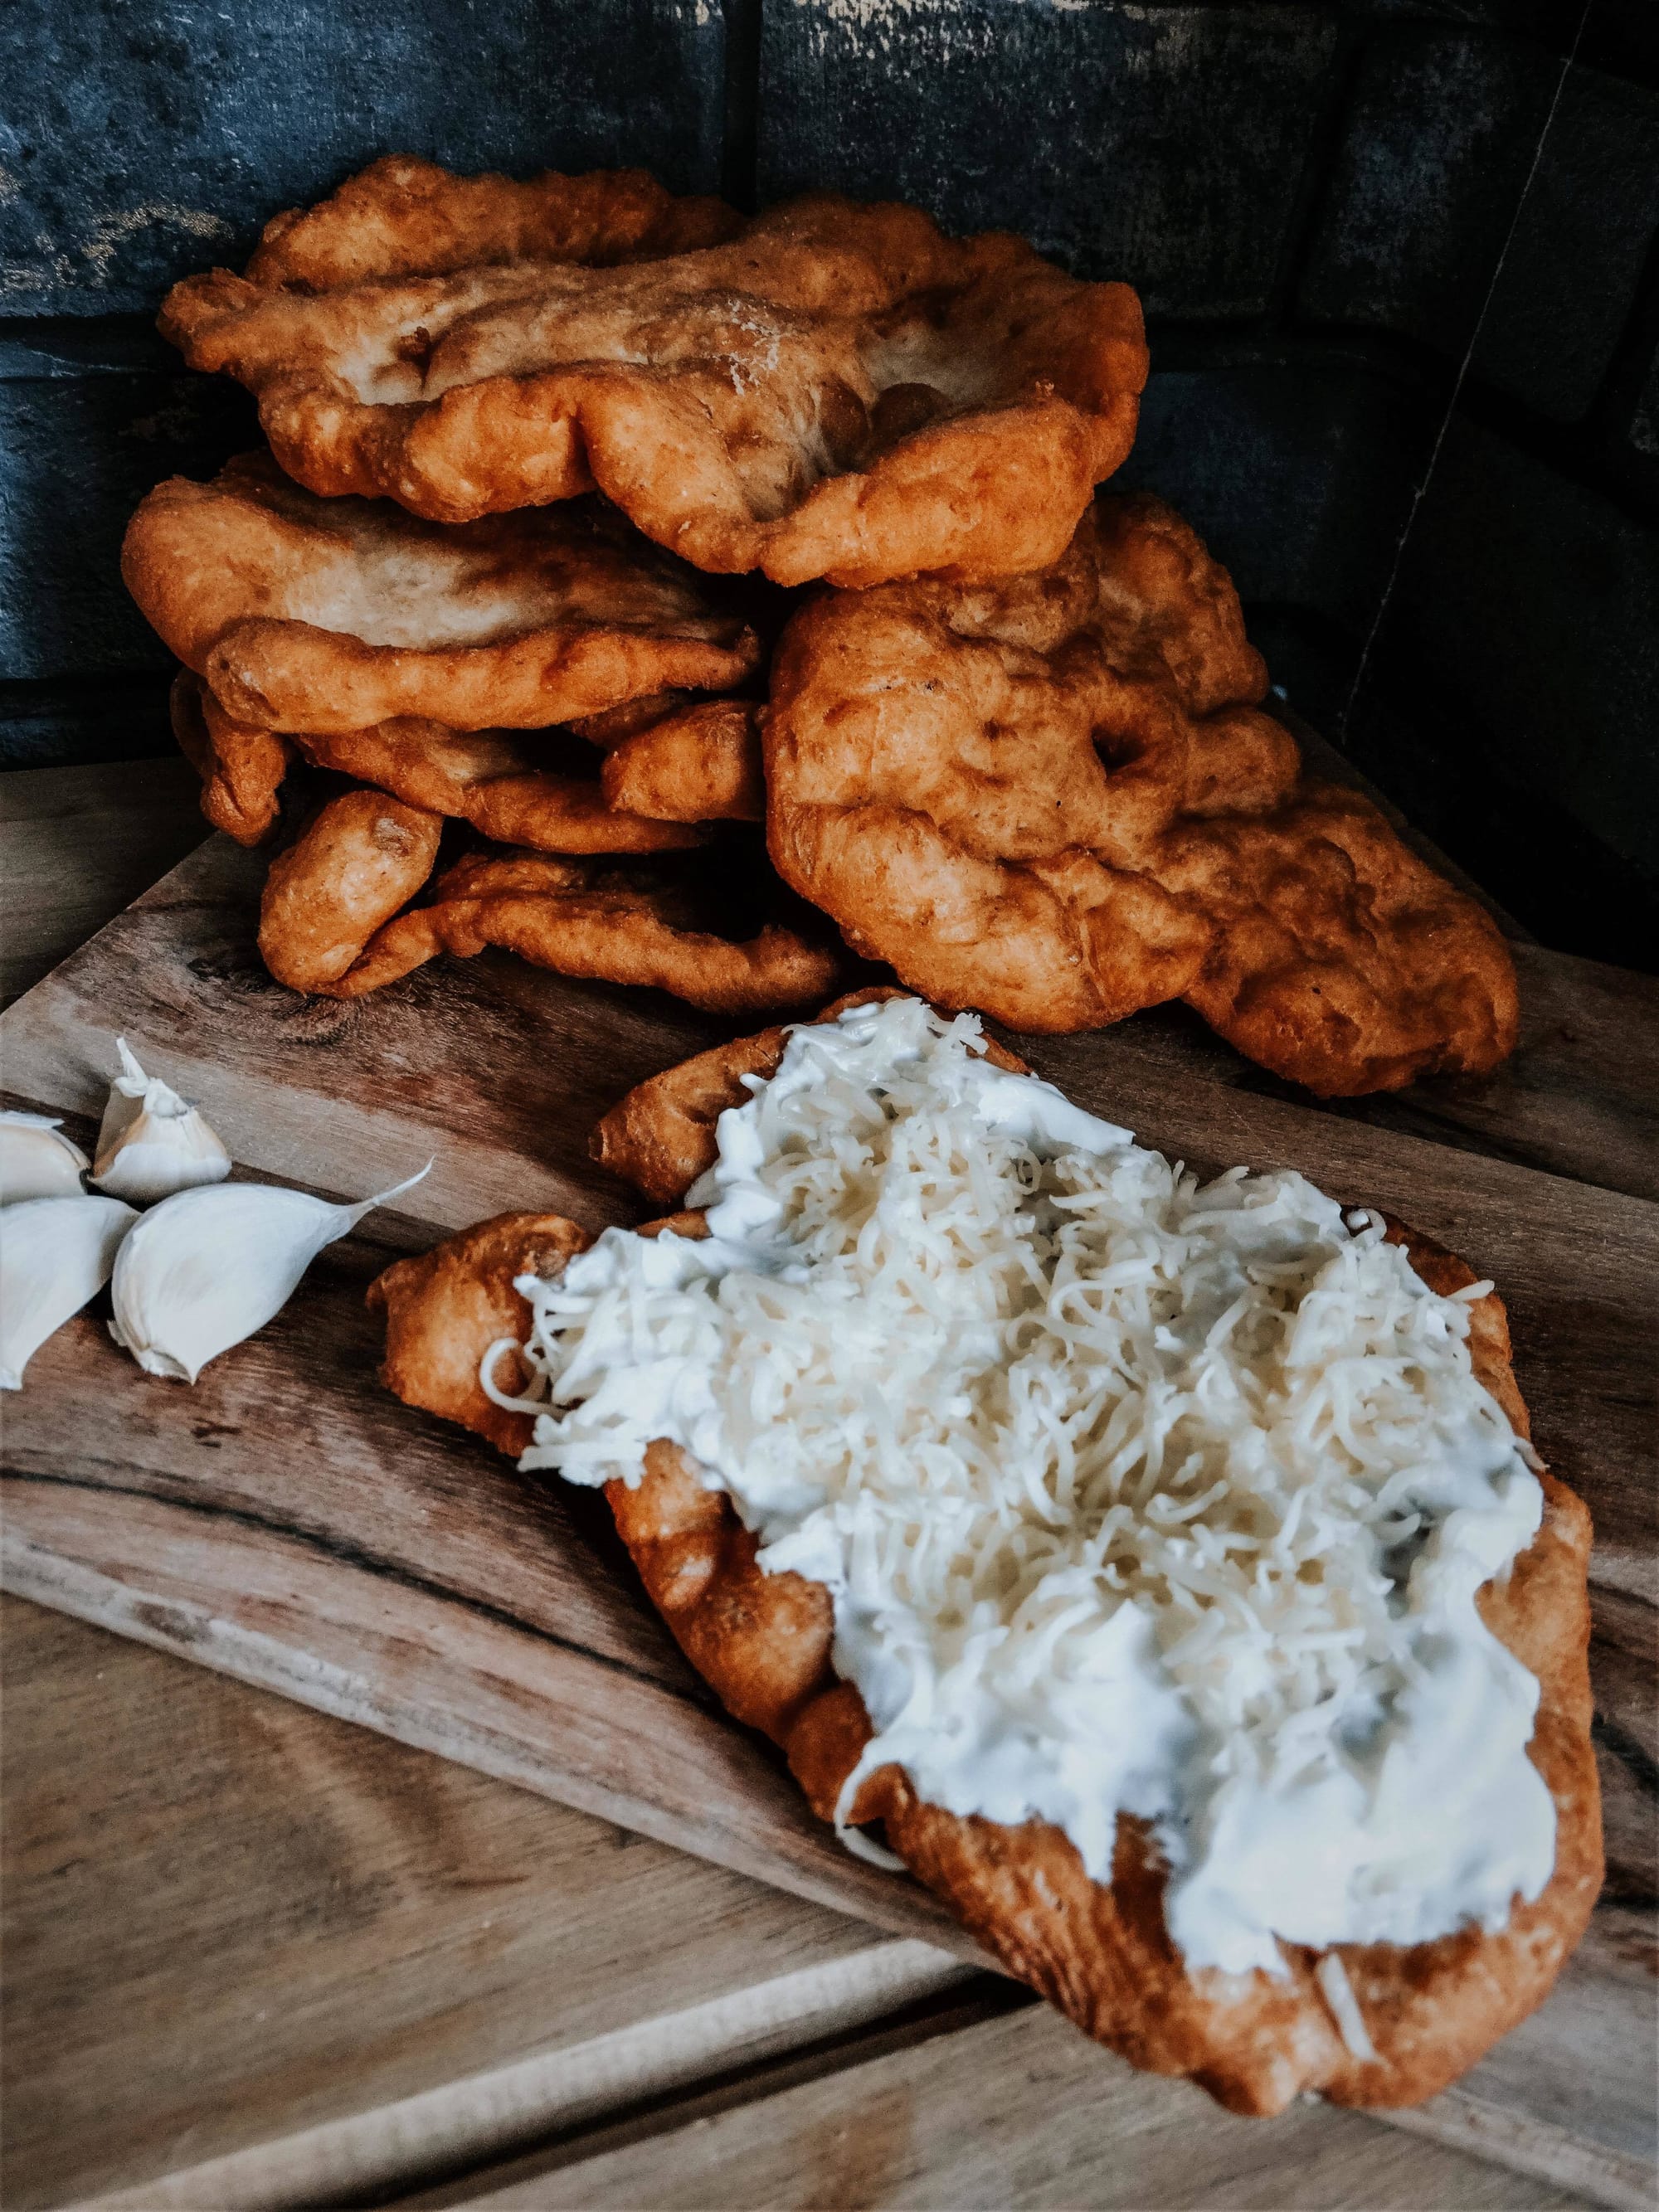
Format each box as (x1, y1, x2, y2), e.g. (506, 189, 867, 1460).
(3, 0, 1655, 965)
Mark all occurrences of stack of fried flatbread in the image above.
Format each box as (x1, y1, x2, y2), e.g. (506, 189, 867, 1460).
(128, 153, 1517, 1092)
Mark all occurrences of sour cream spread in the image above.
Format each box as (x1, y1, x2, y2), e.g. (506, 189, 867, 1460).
(494, 995, 1554, 1978)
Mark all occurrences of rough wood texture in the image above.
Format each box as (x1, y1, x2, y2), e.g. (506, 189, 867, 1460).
(2, 829, 1654, 2204)
(397, 2002, 1597, 2212)
(0, 1596, 927, 2211)
(0, 756, 206, 1004)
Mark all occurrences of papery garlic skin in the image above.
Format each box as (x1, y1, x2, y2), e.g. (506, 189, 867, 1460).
(109, 1164, 431, 1383)
(91, 1040, 231, 1205)
(0, 1111, 91, 1204)
(1, 1194, 139, 1388)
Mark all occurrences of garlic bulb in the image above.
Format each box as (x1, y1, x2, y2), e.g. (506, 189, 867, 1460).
(0, 1111, 91, 1204)
(92, 1040, 231, 1204)
(1, 1194, 139, 1388)
(109, 1164, 431, 1383)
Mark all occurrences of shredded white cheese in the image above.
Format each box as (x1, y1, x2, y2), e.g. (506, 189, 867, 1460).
(494, 996, 1556, 1976)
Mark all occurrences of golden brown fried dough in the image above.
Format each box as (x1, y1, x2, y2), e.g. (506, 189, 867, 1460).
(160, 180, 1147, 581)
(599, 698, 765, 824)
(124, 455, 760, 735)
(371, 1027, 1598, 2120)
(369, 1209, 592, 1457)
(289, 715, 705, 855)
(314, 846, 841, 1016)
(246, 153, 740, 289)
(589, 984, 1024, 1203)
(258, 788, 443, 990)
(765, 493, 1517, 1092)
(170, 670, 294, 846)
(1164, 781, 1520, 1096)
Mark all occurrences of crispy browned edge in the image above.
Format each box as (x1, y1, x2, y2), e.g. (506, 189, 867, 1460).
(369, 995, 1600, 2116)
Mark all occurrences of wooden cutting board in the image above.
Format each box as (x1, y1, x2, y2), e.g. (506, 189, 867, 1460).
(2, 831, 1656, 2204)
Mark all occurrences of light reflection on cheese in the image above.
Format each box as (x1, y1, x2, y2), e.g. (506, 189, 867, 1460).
(495, 995, 1554, 1978)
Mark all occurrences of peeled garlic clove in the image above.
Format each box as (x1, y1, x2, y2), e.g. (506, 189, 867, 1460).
(0, 1111, 91, 1204)
(1, 1194, 139, 1388)
(110, 1163, 431, 1383)
(91, 1039, 231, 1205)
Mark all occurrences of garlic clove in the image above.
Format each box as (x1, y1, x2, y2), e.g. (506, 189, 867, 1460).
(91, 1039, 231, 1205)
(0, 1111, 91, 1205)
(109, 1163, 431, 1383)
(1, 1194, 139, 1388)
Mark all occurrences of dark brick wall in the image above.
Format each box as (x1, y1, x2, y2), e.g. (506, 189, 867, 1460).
(2, 0, 1655, 965)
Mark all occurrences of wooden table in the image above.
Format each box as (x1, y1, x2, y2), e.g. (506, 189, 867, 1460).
(2, 762, 1653, 2212)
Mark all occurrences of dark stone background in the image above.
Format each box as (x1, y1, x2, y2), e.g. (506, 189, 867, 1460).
(2, 0, 1654, 966)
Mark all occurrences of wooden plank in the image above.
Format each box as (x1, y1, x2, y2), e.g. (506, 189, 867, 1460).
(90, 1943, 976, 2212)
(0, 1596, 940, 2212)
(0, 756, 205, 1006)
(399, 2001, 1605, 2212)
(0, 1430, 976, 1962)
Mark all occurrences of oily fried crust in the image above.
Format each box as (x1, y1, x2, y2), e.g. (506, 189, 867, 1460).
(368, 1211, 593, 1457)
(307, 846, 841, 1016)
(369, 1150, 1598, 2114)
(245, 154, 741, 289)
(1168, 782, 1521, 1096)
(258, 788, 443, 990)
(160, 184, 1147, 582)
(289, 712, 704, 855)
(172, 672, 707, 858)
(599, 698, 765, 824)
(124, 456, 759, 735)
(765, 493, 1517, 1092)
(171, 670, 293, 846)
(589, 986, 1031, 1203)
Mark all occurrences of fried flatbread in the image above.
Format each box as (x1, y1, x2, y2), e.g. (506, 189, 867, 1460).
(172, 670, 749, 853)
(287, 713, 704, 854)
(160, 177, 1148, 582)
(259, 808, 839, 1015)
(244, 153, 740, 289)
(765, 492, 1518, 1094)
(369, 1005, 1598, 2117)
(124, 455, 759, 735)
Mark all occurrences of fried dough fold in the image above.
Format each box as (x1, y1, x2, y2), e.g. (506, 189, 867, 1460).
(160, 177, 1148, 582)
(369, 1210, 594, 1457)
(245, 153, 740, 289)
(124, 455, 759, 735)
(765, 492, 1518, 1094)
(597, 698, 765, 824)
(258, 787, 444, 990)
(367, 1020, 1598, 2117)
(288, 712, 704, 854)
(171, 672, 753, 855)
(170, 670, 294, 846)
(257, 801, 839, 1015)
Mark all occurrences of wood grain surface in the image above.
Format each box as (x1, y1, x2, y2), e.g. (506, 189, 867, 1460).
(1, 1597, 951, 2211)
(402, 2004, 1593, 2212)
(2, 826, 1656, 2205)
(0, 756, 206, 1005)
